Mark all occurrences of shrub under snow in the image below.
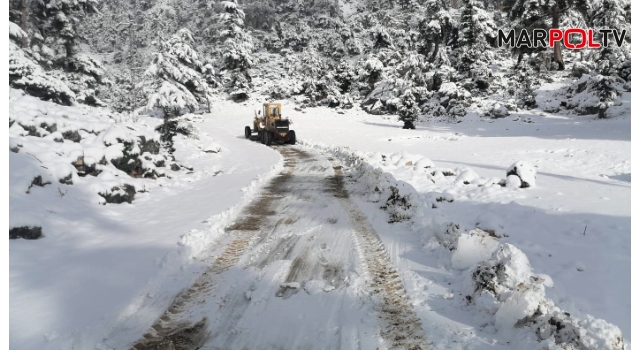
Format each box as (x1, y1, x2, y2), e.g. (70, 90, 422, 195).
(9, 42, 76, 106)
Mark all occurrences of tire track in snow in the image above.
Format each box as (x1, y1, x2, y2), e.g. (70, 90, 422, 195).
(328, 161, 429, 350)
(131, 150, 298, 350)
(131, 146, 428, 350)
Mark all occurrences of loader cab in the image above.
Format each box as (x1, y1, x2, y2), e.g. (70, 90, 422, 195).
(263, 103, 282, 120)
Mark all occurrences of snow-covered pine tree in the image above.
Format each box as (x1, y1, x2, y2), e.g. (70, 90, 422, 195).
(140, 28, 212, 118)
(9, 24, 77, 105)
(86, 1, 140, 109)
(455, 0, 496, 74)
(397, 90, 420, 129)
(398, 0, 420, 11)
(361, 57, 385, 93)
(21, 0, 108, 105)
(590, 0, 630, 80)
(217, 0, 254, 92)
(9, 21, 29, 48)
(418, 0, 453, 63)
(514, 64, 539, 108)
(591, 74, 620, 118)
(371, 26, 394, 50)
(574, 0, 629, 117)
(508, 0, 551, 69)
(334, 60, 357, 94)
(32, 0, 99, 59)
(457, 0, 496, 48)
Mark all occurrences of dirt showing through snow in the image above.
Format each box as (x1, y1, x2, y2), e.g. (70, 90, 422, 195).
(131, 146, 429, 350)
(328, 163, 429, 350)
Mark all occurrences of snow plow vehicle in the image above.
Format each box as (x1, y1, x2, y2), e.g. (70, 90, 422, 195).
(244, 103, 296, 146)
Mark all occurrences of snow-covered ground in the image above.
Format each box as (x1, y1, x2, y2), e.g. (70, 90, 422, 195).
(10, 84, 630, 349)
(9, 91, 281, 349)
(289, 102, 631, 338)
(287, 99, 631, 343)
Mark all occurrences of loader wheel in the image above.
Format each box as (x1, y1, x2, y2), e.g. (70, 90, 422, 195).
(259, 130, 265, 144)
(245, 126, 251, 139)
(288, 130, 296, 145)
(265, 131, 273, 146)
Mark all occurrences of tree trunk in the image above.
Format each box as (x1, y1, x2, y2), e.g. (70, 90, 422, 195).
(64, 39, 77, 58)
(515, 52, 524, 68)
(430, 39, 440, 63)
(552, 6, 565, 70)
(20, 0, 29, 48)
(128, 10, 138, 111)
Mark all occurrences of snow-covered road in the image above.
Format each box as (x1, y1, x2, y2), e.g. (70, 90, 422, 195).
(10, 93, 628, 349)
(132, 146, 428, 350)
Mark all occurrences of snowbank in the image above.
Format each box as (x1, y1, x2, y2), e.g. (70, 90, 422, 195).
(300, 139, 625, 349)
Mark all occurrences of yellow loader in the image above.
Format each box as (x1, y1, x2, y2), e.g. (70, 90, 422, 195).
(245, 103, 296, 146)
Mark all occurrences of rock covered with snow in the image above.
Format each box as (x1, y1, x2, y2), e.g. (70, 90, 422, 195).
(203, 141, 222, 153)
(504, 174, 522, 188)
(432, 221, 464, 251)
(413, 157, 435, 169)
(455, 168, 481, 186)
(507, 161, 536, 188)
(451, 229, 500, 269)
(461, 243, 624, 349)
(485, 103, 510, 118)
(475, 211, 506, 237)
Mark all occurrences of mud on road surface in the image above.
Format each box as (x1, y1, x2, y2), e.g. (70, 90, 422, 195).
(132, 146, 428, 350)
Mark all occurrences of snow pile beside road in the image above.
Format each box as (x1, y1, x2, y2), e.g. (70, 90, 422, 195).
(465, 242, 623, 349)
(301, 140, 624, 349)
(176, 158, 285, 260)
(10, 89, 280, 350)
(301, 141, 423, 224)
(9, 89, 178, 237)
(451, 229, 500, 269)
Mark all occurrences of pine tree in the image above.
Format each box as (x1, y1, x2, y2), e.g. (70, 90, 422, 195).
(23, 0, 107, 104)
(361, 57, 384, 91)
(9, 36, 76, 105)
(508, 0, 551, 69)
(590, 0, 630, 80)
(34, 0, 99, 58)
(586, 0, 629, 117)
(457, 0, 496, 48)
(455, 0, 496, 73)
(372, 26, 393, 49)
(141, 28, 212, 118)
(591, 74, 619, 118)
(418, 0, 453, 62)
(218, 0, 253, 91)
(398, 90, 420, 129)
